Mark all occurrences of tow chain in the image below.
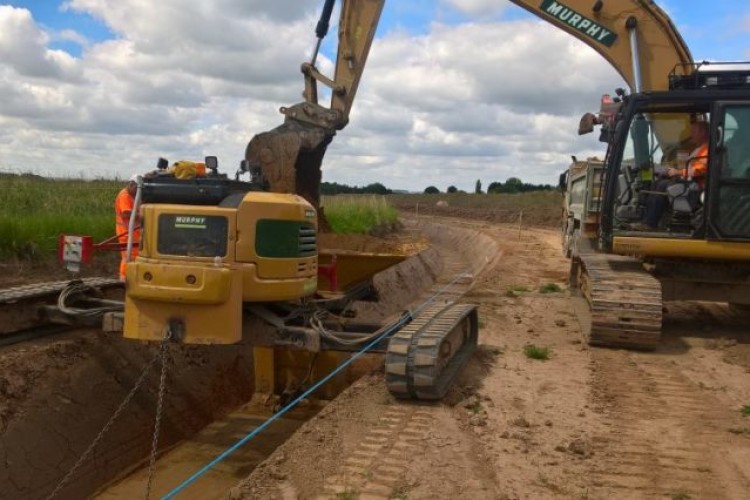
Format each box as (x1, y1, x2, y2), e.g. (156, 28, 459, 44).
(145, 335, 170, 499)
(47, 331, 172, 500)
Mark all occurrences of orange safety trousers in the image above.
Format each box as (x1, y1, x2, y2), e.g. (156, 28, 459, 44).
(115, 188, 141, 281)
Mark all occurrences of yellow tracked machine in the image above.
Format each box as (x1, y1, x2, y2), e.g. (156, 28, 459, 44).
(110, 0, 478, 401)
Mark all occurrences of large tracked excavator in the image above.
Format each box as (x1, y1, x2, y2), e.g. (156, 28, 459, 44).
(519, 0, 750, 349)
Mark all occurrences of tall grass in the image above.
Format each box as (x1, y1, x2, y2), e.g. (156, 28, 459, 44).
(0, 177, 401, 260)
(323, 195, 399, 234)
(0, 175, 119, 259)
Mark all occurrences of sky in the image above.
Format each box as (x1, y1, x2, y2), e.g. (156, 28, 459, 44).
(0, 1, 748, 192)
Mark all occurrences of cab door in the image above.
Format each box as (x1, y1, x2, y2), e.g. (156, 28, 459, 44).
(707, 102, 750, 241)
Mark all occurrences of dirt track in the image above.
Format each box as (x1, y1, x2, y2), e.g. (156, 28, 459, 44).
(2, 215, 750, 499)
(235, 216, 750, 499)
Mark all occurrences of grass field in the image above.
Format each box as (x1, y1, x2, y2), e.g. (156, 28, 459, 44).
(389, 190, 562, 228)
(0, 175, 120, 259)
(0, 173, 559, 260)
(323, 195, 399, 234)
(0, 175, 402, 260)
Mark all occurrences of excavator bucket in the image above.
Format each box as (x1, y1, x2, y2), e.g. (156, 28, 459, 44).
(317, 250, 407, 294)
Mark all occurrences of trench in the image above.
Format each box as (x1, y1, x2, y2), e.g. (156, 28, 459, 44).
(0, 219, 499, 499)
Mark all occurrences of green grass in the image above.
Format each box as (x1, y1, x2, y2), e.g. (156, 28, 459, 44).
(506, 284, 530, 297)
(741, 405, 750, 417)
(0, 176, 400, 261)
(671, 493, 692, 500)
(524, 344, 551, 360)
(539, 283, 563, 294)
(334, 489, 359, 500)
(0, 175, 120, 260)
(323, 195, 399, 234)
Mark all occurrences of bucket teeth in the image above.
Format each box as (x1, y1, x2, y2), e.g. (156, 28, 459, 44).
(385, 302, 478, 400)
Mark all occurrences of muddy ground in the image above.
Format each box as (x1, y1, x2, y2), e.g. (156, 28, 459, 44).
(2, 214, 750, 499)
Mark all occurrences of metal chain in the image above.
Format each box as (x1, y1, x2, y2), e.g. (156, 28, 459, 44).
(46, 335, 170, 500)
(144, 338, 170, 499)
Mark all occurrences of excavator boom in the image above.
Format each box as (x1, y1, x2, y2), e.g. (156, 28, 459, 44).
(245, 0, 384, 214)
(507, 0, 693, 92)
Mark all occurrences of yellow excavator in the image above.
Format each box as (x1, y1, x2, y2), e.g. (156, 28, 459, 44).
(520, 0, 750, 349)
(113, 0, 478, 402)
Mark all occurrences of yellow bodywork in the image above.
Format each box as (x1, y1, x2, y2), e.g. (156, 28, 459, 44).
(253, 347, 370, 400)
(124, 192, 318, 344)
(613, 236, 750, 261)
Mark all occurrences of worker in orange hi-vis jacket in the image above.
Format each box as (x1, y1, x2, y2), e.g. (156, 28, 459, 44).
(114, 174, 141, 281)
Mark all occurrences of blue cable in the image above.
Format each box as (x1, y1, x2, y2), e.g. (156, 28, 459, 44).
(162, 271, 468, 499)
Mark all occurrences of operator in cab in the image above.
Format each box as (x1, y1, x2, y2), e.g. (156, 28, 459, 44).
(641, 116, 709, 230)
(114, 174, 141, 281)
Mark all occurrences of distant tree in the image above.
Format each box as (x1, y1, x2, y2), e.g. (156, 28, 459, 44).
(505, 177, 523, 193)
(475, 179, 482, 194)
(424, 186, 440, 194)
(447, 185, 458, 193)
(364, 182, 389, 195)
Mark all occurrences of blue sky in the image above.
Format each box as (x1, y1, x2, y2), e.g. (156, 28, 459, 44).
(8, 0, 112, 55)
(8, 1, 750, 61)
(1, 1, 748, 189)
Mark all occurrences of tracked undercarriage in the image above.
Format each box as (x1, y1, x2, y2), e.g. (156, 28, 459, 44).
(570, 253, 663, 350)
(0, 278, 123, 338)
(385, 302, 478, 400)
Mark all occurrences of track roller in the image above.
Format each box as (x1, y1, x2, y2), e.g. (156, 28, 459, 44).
(385, 302, 478, 400)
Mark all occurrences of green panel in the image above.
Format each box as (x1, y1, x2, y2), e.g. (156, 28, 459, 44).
(255, 219, 316, 258)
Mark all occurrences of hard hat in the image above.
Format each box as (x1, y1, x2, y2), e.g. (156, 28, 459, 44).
(128, 173, 139, 183)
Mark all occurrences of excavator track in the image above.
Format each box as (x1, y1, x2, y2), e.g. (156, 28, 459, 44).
(572, 253, 662, 350)
(0, 278, 122, 336)
(385, 302, 478, 400)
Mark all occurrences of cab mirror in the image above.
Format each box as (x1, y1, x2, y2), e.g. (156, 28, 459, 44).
(205, 156, 218, 172)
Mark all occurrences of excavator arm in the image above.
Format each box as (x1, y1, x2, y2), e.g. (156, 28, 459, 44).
(246, 0, 693, 215)
(245, 0, 384, 215)
(507, 0, 692, 92)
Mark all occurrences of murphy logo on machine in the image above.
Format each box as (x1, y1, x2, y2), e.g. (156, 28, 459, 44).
(174, 216, 207, 229)
(539, 0, 617, 47)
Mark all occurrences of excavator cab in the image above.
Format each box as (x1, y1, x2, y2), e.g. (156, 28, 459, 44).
(609, 107, 707, 234)
(600, 65, 750, 247)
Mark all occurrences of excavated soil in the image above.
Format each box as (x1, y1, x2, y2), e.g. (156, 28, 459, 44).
(0, 230, 437, 499)
(3, 215, 750, 499)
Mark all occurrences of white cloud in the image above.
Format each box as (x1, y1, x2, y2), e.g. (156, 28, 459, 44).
(0, 2, 622, 190)
(0, 6, 82, 80)
(442, 0, 510, 17)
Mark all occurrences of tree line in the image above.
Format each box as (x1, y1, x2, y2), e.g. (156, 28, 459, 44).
(320, 178, 553, 195)
(321, 181, 392, 195)
(424, 177, 553, 194)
